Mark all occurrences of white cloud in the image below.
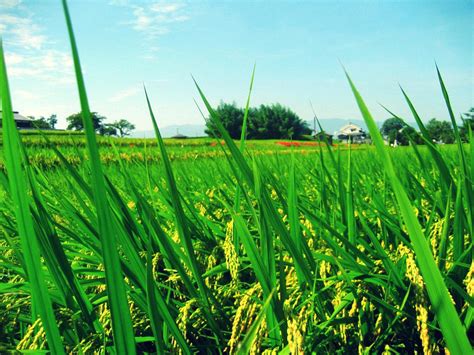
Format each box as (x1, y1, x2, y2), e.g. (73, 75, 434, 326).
(0, 5, 74, 85)
(108, 86, 140, 103)
(0, 0, 21, 9)
(113, 1, 189, 40)
(5, 52, 24, 65)
(149, 3, 183, 14)
(0, 14, 46, 50)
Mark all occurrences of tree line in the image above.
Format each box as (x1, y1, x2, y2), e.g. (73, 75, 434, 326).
(205, 102, 311, 139)
(205, 101, 473, 143)
(65, 112, 135, 137)
(381, 107, 473, 145)
(17, 112, 136, 137)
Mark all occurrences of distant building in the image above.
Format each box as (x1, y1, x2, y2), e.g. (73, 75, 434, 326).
(335, 123, 368, 143)
(0, 111, 34, 129)
(171, 133, 188, 139)
(313, 131, 333, 145)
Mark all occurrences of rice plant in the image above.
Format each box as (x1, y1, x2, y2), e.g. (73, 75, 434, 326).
(0, 1, 471, 353)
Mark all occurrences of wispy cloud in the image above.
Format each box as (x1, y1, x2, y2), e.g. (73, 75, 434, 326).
(112, 1, 189, 40)
(108, 86, 140, 103)
(0, 13, 46, 49)
(0, 3, 74, 85)
(0, 0, 22, 9)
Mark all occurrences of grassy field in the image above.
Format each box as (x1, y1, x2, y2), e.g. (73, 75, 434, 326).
(0, 131, 472, 353)
(0, 2, 472, 354)
(0, 135, 362, 170)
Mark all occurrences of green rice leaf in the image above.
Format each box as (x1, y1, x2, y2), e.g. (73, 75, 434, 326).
(0, 39, 65, 354)
(345, 69, 471, 353)
(61, 1, 136, 353)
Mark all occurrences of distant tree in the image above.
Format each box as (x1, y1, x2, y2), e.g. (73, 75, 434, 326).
(66, 112, 106, 132)
(109, 119, 136, 137)
(460, 108, 474, 142)
(426, 118, 454, 144)
(380, 117, 423, 146)
(205, 102, 244, 139)
(381, 117, 406, 137)
(99, 124, 117, 137)
(381, 117, 410, 145)
(205, 102, 310, 140)
(29, 116, 51, 129)
(47, 114, 58, 129)
(247, 104, 310, 140)
(398, 126, 423, 145)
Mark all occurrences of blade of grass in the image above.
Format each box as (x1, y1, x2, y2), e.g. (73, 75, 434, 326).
(345, 69, 471, 353)
(0, 39, 65, 354)
(436, 65, 473, 240)
(61, 1, 136, 353)
(234, 64, 256, 250)
(143, 86, 224, 344)
(237, 289, 275, 354)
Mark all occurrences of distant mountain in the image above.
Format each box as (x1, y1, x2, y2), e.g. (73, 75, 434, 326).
(131, 124, 206, 138)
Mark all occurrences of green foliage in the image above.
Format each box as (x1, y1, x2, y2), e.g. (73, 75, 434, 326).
(205, 101, 244, 138)
(248, 103, 310, 139)
(426, 118, 455, 144)
(47, 114, 58, 129)
(109, 119, 136, 137)
(460, 107, 473, 142)
(205, 102, 310, 139)
(0, 4, 471, 353)
(66, 112, 135, 137)
(381, 116, 406, 137)
(30, 116, 52, 129)
(381, 117, 422, 146)
(66, 111, 106, 132)
(99, 124, 117, 136)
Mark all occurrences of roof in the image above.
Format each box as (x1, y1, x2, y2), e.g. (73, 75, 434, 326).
(336, 123, 365, 136)
(0, 111, 33, 122)
(171, 133, 188, 138)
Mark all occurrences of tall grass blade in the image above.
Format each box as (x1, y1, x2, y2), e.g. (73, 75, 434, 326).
(61, 1, 136, 353)
(0, 39, 65, 354)
(143, 86, 223, 343)
(436, 65, 473, 238)
(345, 70, 471, 353)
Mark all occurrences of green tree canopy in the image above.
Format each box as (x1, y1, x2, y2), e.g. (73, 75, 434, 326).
(381, 117, 405, 135)
(248, 104, 310, 139)
(66, 112, 105, 132)
(47, 114, 58, 129)
(204, 102, 244, 139)
(380, 117, 423, 146)
(99, 125, 117, 136)
(28, 116, 51, 129)
(460, 107, 473, 142)
(205, 102, 310, 140)
(109, 119, 136, 137)
(426, 118, 454, 144)
(381, 117, 414, 145)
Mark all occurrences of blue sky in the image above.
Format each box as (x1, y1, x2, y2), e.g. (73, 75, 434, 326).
(1, 0, 472, 130)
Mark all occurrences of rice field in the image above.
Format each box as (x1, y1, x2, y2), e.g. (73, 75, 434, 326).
(0, 1, 472, 354)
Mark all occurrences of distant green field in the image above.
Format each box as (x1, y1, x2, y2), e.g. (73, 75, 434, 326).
(1, 134, 356, 169)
